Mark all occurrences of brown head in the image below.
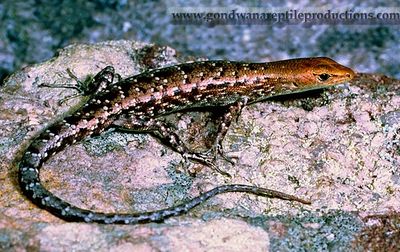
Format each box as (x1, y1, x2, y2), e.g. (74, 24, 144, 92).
(266, 57, 355, 94)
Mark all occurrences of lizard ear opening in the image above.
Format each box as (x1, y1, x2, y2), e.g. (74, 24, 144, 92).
(316, 73, 331, 82)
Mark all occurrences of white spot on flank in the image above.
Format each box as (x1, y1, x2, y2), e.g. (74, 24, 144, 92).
(135, 87, 140, 92)
(153, 92, 162, 100)
(183, 74, 188, 79)
(155, 77, 160, 81)
(198, 85, 207, 90)
(163, 79, 168, 83)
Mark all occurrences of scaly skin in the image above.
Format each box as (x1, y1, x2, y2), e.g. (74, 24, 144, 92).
(19, 57, 355, 224)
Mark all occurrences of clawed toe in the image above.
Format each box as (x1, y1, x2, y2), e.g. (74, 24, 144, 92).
(182, 149, 232, 177)
(216, 145, 237, 165)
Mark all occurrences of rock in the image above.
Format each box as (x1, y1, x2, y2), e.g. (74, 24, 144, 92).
(1, 40, 399, 251)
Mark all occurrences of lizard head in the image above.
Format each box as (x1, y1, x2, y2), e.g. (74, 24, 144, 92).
(271, 57, 355, 94)
(305, 57, 355, 86)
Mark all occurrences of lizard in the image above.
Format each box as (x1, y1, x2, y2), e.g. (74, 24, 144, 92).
(19, 57, 355, 224)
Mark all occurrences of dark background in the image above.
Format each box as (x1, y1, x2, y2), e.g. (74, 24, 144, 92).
(1, 0, 399, 83)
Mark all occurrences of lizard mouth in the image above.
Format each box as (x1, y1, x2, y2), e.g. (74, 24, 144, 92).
(330, 71, 356, 84)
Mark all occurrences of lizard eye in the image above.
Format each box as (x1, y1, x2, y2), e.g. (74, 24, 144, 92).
(317, 73, 331, 82)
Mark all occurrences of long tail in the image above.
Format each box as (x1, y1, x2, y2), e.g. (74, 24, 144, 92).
(19, 128, 310, 224)
(19, 106, 310, 224)
(20, 160, 310, 224)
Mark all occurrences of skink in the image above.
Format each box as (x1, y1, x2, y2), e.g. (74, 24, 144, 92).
(19, 57, 355, 224)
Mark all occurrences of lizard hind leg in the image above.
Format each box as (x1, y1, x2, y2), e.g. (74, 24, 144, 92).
(112, 97, 249, 177)
(199, 98, 249, 169)
(38, 66, 119, 105)
(111, 114, 232, 177)
(184, 98, 250, 176)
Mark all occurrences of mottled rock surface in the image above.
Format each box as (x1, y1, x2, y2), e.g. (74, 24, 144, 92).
(1, 41, 399, 251)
